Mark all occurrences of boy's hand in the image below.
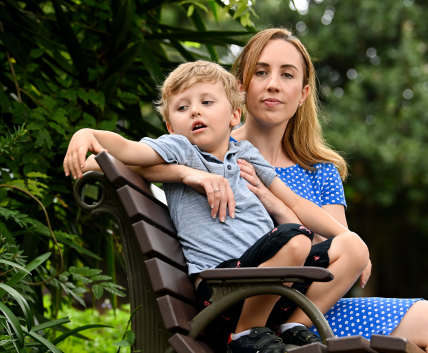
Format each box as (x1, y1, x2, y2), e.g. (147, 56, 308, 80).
(181, 169, 235, 222)
(63, 129, 105, 179)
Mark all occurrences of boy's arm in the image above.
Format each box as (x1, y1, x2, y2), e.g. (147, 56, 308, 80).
(64, 128, 164, 179)
(268, 177, 348, 237)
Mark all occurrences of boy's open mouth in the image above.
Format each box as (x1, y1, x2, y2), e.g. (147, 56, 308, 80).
(192, 123, 206, 131)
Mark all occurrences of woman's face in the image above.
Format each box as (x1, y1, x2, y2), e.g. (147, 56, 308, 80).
(245, 39, 309, 128)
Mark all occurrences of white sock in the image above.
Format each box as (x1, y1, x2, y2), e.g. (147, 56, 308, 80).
(279, 322, 305, 333)
(231, 329, 252, 340)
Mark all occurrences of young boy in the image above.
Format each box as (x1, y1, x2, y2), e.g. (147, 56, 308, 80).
(64, 61, 365, 352)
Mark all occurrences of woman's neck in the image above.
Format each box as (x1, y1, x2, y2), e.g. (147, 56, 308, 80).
(232, 120, 295, 168)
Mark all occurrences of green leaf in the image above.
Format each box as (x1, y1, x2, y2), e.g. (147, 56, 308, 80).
(92, 284, 103, 299)
(24, 327, 62, 353)
(3, 252, 51, 296)
(32, 317, 70, 332)
(51, 324, 112, 345)
(0, 302, 24, 348)
(0, 283, 33, 330)
(0, 259, 30, 274)
(104, 42, 142, 79)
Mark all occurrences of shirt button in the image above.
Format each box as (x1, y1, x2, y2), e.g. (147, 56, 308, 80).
(227, 165, 232, 170)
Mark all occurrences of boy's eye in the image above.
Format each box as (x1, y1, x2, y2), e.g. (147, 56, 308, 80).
(202, 100, 213, 105)
(177, 105, 187, 111)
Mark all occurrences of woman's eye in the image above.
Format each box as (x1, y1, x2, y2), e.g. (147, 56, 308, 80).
(282, 72, 294, 79)
(255, 70, 267, 77)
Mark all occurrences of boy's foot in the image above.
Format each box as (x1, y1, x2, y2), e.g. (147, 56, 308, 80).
(227, 327, 292, 353)
(280, 326, 322, 345)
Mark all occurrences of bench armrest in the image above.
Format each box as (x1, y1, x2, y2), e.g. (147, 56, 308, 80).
(200, 266, 333, 283)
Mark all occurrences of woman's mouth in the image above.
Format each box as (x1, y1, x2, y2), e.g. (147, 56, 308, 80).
(263, 98, 282, 107)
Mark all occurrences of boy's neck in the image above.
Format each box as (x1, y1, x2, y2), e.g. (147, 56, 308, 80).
(195, 134, 231, 161)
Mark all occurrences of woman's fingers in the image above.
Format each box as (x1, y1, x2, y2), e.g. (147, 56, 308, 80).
(360, 260, 372, 288)
(237, 159, 261, 188)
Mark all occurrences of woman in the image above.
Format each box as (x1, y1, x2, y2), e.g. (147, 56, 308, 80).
(228, 27, 428, 349)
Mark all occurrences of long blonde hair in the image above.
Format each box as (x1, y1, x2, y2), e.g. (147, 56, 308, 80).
(232, 28, 348, 180)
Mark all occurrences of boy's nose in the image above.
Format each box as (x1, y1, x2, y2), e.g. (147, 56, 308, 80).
(191, 108, 201, 117)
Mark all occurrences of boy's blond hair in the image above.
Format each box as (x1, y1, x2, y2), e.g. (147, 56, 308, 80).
(156, 60, 244, 123)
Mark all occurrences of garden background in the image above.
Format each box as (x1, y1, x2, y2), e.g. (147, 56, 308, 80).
(1, 0, 428, 351)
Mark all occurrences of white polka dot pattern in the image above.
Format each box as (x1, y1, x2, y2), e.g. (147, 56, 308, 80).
(274, 162, 422, 337)
(310, 297, 422, 338)
(275, 163, 347, 208)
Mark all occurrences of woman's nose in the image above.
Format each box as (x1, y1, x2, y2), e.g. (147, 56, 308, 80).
(267, 74, 280, 92)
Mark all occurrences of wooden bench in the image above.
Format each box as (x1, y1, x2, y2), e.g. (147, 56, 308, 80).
(73, 151, 424, 353)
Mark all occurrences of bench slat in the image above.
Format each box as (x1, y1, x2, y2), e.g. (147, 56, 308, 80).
(169, 333, 215, 353)
(288, 342, 327, 353)
(327, 336, 376, 353)
(145, 258, 196, 302)
(117, 185, 175, 235)
(370, 335, 425, 353)
(133, 220, 186, 268)
(157, 295, 198, 332)
(95, 151, 153, 196)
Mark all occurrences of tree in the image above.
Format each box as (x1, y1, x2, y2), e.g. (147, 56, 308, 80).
(0, 0, 256, 339)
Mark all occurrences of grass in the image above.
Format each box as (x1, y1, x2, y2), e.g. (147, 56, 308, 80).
(44, 297, 132, 353)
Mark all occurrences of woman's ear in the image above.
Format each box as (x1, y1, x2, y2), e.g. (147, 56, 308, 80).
(237, 79, 244, 93)
(166, 121, 175, 134)
(299, 84, 310, 106)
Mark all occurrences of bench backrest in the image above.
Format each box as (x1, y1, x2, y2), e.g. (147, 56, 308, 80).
(92, 151, 213, 352)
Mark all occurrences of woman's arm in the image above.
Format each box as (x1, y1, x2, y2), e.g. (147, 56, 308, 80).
(268, 177, 348, 237)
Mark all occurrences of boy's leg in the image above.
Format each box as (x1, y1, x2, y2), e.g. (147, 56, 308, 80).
(228, 224, 313, 333)
(283, 231, 369, 328)
(195, 223, 313, 351)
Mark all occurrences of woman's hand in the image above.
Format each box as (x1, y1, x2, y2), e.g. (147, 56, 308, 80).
(181, 168, 235, 222)
(237, 159, 300, 223)
(360, 259, 372, 288)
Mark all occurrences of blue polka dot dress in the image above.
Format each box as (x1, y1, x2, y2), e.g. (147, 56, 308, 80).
(276, 163, 422, 338)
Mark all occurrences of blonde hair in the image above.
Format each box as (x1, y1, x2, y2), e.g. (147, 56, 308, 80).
(232, 28, 348, 180)
(156, 60, 244, 123)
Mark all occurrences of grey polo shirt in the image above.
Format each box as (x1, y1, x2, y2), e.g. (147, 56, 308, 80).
(141, 134, 277, 275)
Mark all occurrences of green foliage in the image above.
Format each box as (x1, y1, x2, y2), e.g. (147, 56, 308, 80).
(0, 252, 111, 353)
(53, 303, 132, 353)
(0, 0, 256, 350)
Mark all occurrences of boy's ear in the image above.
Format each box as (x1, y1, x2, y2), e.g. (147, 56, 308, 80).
(230, 108, 241, 128)
(166, 121, 175, 134)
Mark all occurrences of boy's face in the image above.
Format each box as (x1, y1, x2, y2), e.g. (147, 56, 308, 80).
(166, 81, 241, 159)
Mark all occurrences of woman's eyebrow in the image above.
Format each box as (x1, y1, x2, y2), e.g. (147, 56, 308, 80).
(256, 62, 299, 71)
